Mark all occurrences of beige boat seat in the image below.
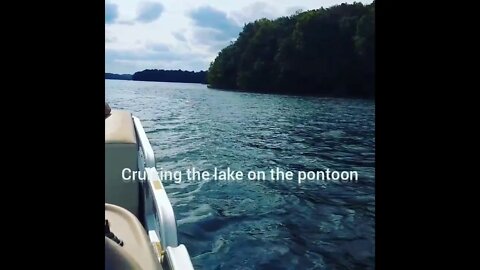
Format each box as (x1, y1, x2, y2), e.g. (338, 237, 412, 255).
(105, 203, 162, 270)
(105, 110, 140, 217)
(105, 237, 142, 270)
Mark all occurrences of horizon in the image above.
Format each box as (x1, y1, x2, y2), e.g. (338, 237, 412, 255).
(105, 0, 373, 74)
(106, 68, 208, 75)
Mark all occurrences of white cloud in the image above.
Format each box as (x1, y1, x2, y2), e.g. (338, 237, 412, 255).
(105, 2, 119, 24)
(136, 1, 164, 23)
(105, 0, 374, 74)
(231, 2, 280, 25)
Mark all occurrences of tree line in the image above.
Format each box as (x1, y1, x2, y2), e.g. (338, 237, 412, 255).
(105, 73, 132, 80)
(132, 69, 208, 84)
(207, 2, 374, 98)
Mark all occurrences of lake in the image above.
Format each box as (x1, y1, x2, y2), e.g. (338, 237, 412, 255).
(106, 79, 375, 270)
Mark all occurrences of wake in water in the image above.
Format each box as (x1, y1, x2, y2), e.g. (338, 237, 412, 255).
(106, 80, 375, 270)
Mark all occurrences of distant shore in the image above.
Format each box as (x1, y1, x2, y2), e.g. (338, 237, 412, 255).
(105, 69, 207, 84)
(105, 73, 132, 80)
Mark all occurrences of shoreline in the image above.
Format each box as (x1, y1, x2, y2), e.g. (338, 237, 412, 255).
(105, 79, 374, 100)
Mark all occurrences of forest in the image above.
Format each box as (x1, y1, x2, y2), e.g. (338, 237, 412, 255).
(207, 2, 374, 98)
(105, 73, 132, 80)
(132, 69, 207, 84)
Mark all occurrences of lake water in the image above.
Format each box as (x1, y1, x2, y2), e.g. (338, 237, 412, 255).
(106, 79, 375, 270)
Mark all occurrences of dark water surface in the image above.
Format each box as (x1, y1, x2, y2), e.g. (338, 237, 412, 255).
(106, 80, 375, 270)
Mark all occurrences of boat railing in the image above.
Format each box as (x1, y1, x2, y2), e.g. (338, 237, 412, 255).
(132, 116, 194, 270)
(133, 116, 156, 168)
(133, 116, 178, 246)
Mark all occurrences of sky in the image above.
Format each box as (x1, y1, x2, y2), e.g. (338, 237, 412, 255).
(105, 0, 373, 74)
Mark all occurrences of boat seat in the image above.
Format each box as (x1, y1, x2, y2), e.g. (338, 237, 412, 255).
(105, 110, 140, 217)
(105, 237, 142, 270)
(105, 203, 162, 270)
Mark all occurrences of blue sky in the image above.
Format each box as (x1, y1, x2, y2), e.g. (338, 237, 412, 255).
(105, 0, 373, 74)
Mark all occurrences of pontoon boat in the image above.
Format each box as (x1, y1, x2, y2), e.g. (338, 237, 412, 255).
(105, 109, 194, 270)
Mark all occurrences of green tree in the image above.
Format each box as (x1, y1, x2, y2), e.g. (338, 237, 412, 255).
(207, 2, 375, 98)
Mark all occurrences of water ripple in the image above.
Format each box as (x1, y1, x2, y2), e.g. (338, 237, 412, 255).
(106, 80, 375, 270)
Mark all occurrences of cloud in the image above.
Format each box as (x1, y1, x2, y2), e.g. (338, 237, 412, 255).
(136, 1, 164, 23)
(106, 47, 210, 73)
(191, 28, 234, 52)
(188, 6, 241, 51)
(231, 2, 280, 25)
(106, 48, 173, 62)
(106, 36, 117, 43)
(105, 30, 116, 43)
(172, 31, 187, 42)
(286, 6, 305, 15)
(117, 20, 135, 25)
(146, 42, 170, 52)
(105, 3, 119, 24)
(189, 6, 241, 39)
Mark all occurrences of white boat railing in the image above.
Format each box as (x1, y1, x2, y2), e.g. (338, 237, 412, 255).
(132, 116, 194, 270)
(133, 116, 156, 168)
